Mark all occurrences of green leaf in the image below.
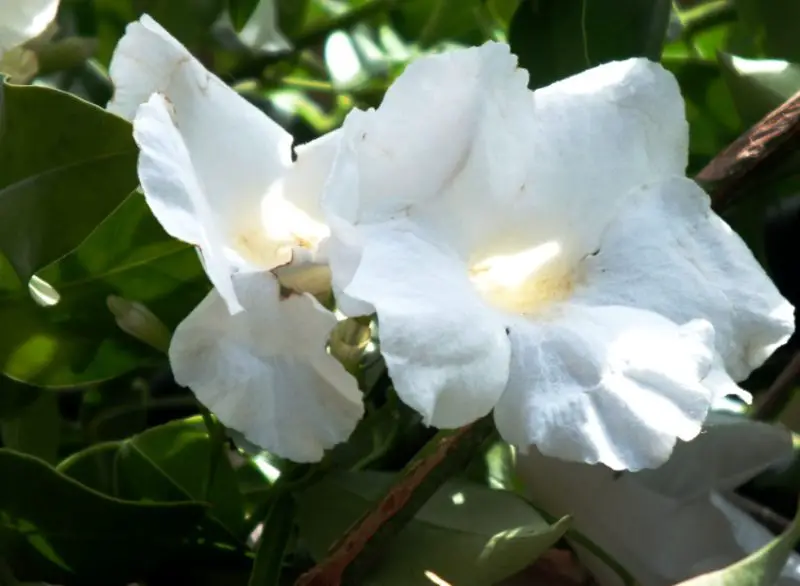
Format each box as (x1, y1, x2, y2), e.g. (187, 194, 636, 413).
(137, 0, 226, 51)
(508, 0, 672, 89)
(0, 82, 138, 283)
(57, 441, 123, 496)
(278, 0, 312, 38)
(114, 416, 247, 540)
(392, 0, 484, 46)
(735, 0, 800, 62)
(326, 392, 403, 470)
(675, 497, 800, 586)
(0, 448, 206, 585)
(93, 0, 139, 66)
(0, 192, 207, 387)
(719, 53, 800, 126)
(1, 394, 60, 463)
(248, 492, 295, 586)
(663, 57, 740, 172)
(229, 0, 260, 30)
(296, 471, 570, 586)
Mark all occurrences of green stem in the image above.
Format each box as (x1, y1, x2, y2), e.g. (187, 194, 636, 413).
(248, 492, 296, 586)
(198, 404, 228, 502)
(677, 0, 736, 38)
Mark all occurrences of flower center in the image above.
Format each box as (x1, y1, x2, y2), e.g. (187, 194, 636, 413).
(469, 241, 574, 315)
(233, 196, 329, 270)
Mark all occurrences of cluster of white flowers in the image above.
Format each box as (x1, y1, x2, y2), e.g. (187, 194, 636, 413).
(106, 16, 795, 472)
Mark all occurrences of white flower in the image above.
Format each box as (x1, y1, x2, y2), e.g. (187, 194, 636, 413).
(237, 0, 292, 54)
(108, 15, 332, 314)
(322, 42, 795, 470)
(512, 414, 799, 586)
(107, 16, 362, 462)
(0, 0, 59, 55)
(171, 271, 363, 462)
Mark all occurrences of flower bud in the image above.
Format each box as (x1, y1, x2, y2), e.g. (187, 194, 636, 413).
(107, 295, 171, 353)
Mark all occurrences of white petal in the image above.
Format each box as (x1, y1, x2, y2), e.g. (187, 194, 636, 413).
(134, 94, 241, 313)
(169, 271, 363, 463)
(238, 0, 292, 53)
(109, 15, 294, 269)
(494, 304, 714, 471)
(515, 450, 768, 586)
(520, 59, 688, 260)
(323, 42, 535, 258)
(0, 0, 59, 52)
(279, 129, 340, 236)
(340, 223, 511, 427)
(573, 176, 794, 381)
(634, 414, 793, 500)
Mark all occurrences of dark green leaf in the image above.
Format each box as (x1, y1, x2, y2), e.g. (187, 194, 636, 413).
(0, 448, 206, 584)
(229, 0, 259, 30)
(719, 53, 800, 127)
(509, 0, 672, 89)
(248, 492, 295, 586)
(115, 416, 247, 540)
(326, 392, 403, 470)
(0, 193, 207, 387)
(136, 0, 226, 51)
(93, 0, 139, 66)
(1, 394, 60, 463)
(296, 471, 570, 586)
(0, 82, 138, 283)
(735, 0, 800, 62)
(392, 0, 484, 46)
(663, 57, 741, 172)
(277, 0, 312, 38)
(57, 441, 122, 496)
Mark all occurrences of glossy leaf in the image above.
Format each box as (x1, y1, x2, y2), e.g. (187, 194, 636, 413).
(0, 82, 138, 283)
(676, 497, 800, 586)
(296, 471, 570, 586)
(0, 193, 207, 387)
(57, 441, 123, 496)
(0, 449, 206, 584)
(115, 416, 248, 540)
(719, 53, 800, 127)
(508, 0, 672, 89)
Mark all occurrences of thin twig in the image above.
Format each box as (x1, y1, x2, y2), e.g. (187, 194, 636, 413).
(752, 350, 800, 421)
(294, 417, 495, 586)
(723, 491, 792, 535)
(698, 89, 800, 212)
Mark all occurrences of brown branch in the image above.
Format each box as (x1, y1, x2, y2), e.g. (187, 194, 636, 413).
(723, 491, 791, 535)
(699, 89, 800, 212)
(294, 417, 495, 586)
